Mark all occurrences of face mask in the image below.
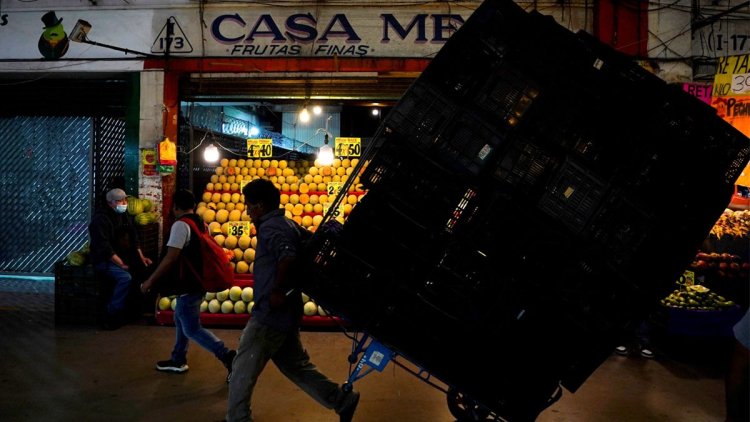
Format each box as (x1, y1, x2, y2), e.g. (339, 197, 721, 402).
(115, 204, 128, 214)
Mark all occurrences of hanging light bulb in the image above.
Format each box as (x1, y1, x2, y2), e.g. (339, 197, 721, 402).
(299, 107, 310, 123)
(317, 134, 334, 166)
(204, 143, 219, 162)
(312, 105, 323, 115)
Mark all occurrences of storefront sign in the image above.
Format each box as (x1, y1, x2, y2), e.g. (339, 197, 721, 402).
(0, 5, 478, 62)
(681, 83, 712, 104)
(713, 54, 750, 97)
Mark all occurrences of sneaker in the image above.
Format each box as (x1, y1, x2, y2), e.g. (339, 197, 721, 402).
(639, 347, 654, 359)
(156, 359, 188, 373)
(222, 350, 236, 383)
(337, 390, 360, 422)
(614, 345, 629, 356)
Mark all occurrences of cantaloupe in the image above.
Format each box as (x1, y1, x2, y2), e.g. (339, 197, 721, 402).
(158, 297, 172, 311)
(241, 287, 253, 302)
(235, 260, 249, 273)
(229, 286, 243, 301)
(221, 300, 234, 314)
(216, 289, 230, 301)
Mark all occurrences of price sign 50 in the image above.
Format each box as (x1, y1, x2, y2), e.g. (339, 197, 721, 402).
(335, 137, 361, 157)
(227, 221, 250, 237)
(247, 139, 273, 158)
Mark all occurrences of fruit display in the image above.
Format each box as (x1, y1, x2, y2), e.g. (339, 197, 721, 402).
(65, 241, 90, 266)
(154, 275, 338, 326)
(661, 284, 735, 311)
(195, 157, 367, 276)
(686, 208, 750, 309)
(709, 208, 750, 238)
(688, 251, 750, 281)
(127, 196, 159, 226)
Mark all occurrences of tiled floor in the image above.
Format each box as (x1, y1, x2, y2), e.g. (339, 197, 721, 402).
(0, 276, 732, 421)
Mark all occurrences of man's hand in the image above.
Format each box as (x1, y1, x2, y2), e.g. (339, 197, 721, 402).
(140, 279, 153, 294)
(141, 256, 153, 266)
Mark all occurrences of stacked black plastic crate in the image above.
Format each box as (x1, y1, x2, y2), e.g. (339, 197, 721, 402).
(304, 0, 750, 419)
(54, 261, 101, 325)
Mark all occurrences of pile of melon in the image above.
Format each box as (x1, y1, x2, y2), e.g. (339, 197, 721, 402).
(157, 286, 329, 316)
(127, 196, 159, 225)
(195, 157, 367, 274)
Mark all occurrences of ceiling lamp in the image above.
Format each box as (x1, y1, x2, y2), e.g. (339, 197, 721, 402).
(299, 107, 311, 123)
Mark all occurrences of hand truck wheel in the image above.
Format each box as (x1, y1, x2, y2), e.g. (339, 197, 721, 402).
(446, 387, 491, 421)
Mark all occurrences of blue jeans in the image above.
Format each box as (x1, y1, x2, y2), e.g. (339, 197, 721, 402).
(95, 262, 133, 315)
(172, 292, 229, 365)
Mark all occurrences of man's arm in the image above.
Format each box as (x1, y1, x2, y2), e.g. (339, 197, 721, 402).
(269, 255, 296, 309)
(140, 246, 181, 293)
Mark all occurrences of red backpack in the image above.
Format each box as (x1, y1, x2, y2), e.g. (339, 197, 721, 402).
(178, 216, 235, 292)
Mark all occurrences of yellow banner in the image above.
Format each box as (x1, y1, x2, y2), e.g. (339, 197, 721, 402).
(713, 54, 750, 97)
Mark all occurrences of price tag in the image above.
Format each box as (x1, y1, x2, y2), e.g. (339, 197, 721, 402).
(322, 201, 345, 219)
(327, 181, 343, 197)
(227, 221, 250, 237)
(247, 138, 273, 158)
(334, 137, 361, 157)
(682, 270, 695, 286)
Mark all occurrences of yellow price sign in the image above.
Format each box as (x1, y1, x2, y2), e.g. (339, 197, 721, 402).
(327, 181, 343, 197)
(247, 138, 273, 158)
(682, 270, 695, 286)
(227, 221, 250, 237)
(239, 179, 249, 193)
(322, 201, 345, 219)
(334, 137, 361, 157)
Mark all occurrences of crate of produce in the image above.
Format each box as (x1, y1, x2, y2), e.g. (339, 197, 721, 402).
(54, 261, 105, 325)
(137, 222, 160, 261)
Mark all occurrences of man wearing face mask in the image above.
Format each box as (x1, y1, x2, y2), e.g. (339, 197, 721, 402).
(88, 188, 152, 329)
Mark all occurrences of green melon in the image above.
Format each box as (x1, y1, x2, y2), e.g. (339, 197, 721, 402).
(141, 198, 153, 212)
(135, 213, 152, 225)
(127, 197, 144, 215)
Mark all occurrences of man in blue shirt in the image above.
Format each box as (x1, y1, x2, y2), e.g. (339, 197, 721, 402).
(226, 179, 359, 422)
